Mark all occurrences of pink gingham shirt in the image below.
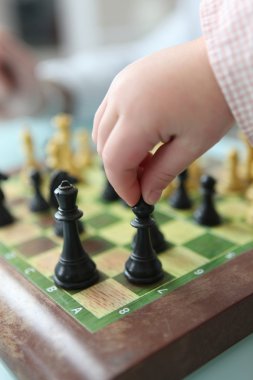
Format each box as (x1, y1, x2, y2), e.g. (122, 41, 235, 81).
(201, 0, 253, 143)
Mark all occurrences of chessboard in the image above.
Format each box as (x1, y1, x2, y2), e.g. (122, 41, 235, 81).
(1, 159, 253, 380)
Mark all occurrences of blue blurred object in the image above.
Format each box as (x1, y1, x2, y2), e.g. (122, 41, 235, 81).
(0, 116, 52, 171)
(0, 360, 17, 380)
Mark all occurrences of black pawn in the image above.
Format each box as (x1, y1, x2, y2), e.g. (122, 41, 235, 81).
(194, 175, 221, 226)
(150, 222, 169, 253)
(49, 170, 83, 236)
(53, 180, 98, 290)
(0, 173, 15, 227)
(132, 216, 168, 254)
(29, 170, 50, 212)
(125, 198, 164, 284)
(170, 169, 192, 209)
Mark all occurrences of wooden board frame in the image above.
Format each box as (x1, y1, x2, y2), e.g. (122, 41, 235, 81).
(1, 249, 253, 380)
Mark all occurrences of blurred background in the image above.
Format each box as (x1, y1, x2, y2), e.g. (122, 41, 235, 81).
(0, 0, 178, 58)
(0, 0, 242, 169)
(0, 0, 204, 169)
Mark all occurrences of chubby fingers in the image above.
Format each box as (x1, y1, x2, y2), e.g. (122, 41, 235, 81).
(94, 112, 155, 205)
(103, 120, 155, 205)
(141, 137, 200, 204)
(92, 96, 107, 143)
(96, 106, 119, 155)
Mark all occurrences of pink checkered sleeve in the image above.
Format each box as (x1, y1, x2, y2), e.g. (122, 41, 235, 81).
(200, 0, 253, 143)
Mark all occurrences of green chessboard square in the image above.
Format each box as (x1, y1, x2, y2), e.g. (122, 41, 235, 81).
(123, 243, 132, 251)
(184, 233, 236, 259)
(123, 240, 174, 254)
(232, 241, 253, 255)
(86, 213, 121, 229)
(0, 242, 9, 254)
(114, 271, 175, 296)
(153, 211, 173, 225)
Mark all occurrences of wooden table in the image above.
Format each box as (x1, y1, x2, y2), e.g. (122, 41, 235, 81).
(1, 249, 253, 380)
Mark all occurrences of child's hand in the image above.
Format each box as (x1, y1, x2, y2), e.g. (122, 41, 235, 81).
(93, 37, 233, 206)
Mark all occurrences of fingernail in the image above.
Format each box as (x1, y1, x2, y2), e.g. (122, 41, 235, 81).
(146, 190, 162, 205)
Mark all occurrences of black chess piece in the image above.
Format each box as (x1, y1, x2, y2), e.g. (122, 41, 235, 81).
(49, 170, 84, 236)
(125, 198, 164, 284)
(132, 215, 168, 254)
(0, 173, 15, 227)
(29, 170, 50, 212)
(101, 177, 120, 202)
(53, 180, 99, 290)
(194, 175, 221, 226)
(169, 169, 192, 209)
(150, 222, 169, 253)
(49, 170, 78, 209)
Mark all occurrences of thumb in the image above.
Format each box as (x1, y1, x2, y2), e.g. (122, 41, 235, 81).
(141, 138, 197, 204)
